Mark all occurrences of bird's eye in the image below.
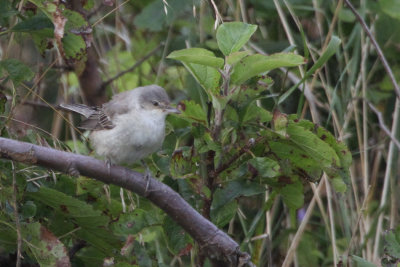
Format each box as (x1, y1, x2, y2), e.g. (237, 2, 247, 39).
(152, 101, 159, 106)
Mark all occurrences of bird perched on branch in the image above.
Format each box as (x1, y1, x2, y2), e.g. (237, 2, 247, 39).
(61, 85, 180, 168)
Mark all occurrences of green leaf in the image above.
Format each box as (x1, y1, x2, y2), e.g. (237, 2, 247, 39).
(133, 0, 191, 32)
(27, 187, 121, 251)
(0, 59, 34, 85)
(75, 227, 119, 252)
(63, 9, 88, 31)
(179, 100, 207, 125)
(380, 0, 400, 20)
(167, 48, 224, 68)
(314, 124, 352, 188)
(242, 104, 273, 124)
(19, 12, 55, 55)
(211, 180, 265, 212)
(62, 33, 87, 60)
(269, 141, 323, 182)
(32, 31, 54, 55)
(287, 122, 340, 170)
(75, 247, 107, 267)
(297, 233, 324, 266)
(28, 187, 102, 218)
(133, 0, 166, 31)
(216, 22, 257, 56)
(231, 53, 305, 84)
(61, 33, 87, 74)
(270, 118, 350, 191)
(211, 200, 237, 227)
(12, 14, 54, 32)
(338, 9, 356, 23)
(272, 110, 289, 134)
(313, 124, 352, 169)
(351, 255, 376, 267)
(304, 36, 342, 77)
(247, 157, 280, 178)
(227, 51, 251, 65)
(195, 134, 221, 153)
(112, 209, 160, 236)
(27, 0, 56, 19)
(181, 62, 221, 94)
(293, 119, 351, 191)
(0, 1, 18, 27)
(211, 94, 229, 112)
(384, 229, 400, 259)
(280, 180, 304, 209)
(170, 146, 199, 178)
(331, 177, 347, 193)
(163, 216, 193, 255)
(21, 201, 37, 218)
(279, 36, 341, 104)
(22, 223, 70, 267)
(0, 216, 17, 253)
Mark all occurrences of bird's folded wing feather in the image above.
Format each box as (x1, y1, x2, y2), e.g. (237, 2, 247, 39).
(59, 103, 115, 130)
(102, 91, 132, 117)
(59, 103, 96, 118)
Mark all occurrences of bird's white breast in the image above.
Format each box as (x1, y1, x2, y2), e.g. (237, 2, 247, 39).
(89, 109, 166, 164)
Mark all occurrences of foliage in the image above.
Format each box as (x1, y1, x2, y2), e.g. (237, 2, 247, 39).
(0, 0, 399, 266)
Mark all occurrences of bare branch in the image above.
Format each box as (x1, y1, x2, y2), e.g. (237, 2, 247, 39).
(0, 137, 252, 267)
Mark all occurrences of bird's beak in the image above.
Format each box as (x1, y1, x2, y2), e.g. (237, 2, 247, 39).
(165, 105, 181, 114)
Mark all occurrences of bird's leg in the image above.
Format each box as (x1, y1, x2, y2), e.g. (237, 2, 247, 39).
(106, 158, 112, 175)
(141, 160, 152, 196)
(66, 162, 80, 177)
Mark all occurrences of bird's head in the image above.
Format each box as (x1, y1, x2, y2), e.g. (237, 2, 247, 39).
(139, 85, 180, 115)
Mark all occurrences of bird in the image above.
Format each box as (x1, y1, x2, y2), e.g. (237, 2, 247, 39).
(60, 85, 180, 169)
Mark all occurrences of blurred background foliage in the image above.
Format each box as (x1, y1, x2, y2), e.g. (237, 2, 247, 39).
(0, 0, 400, 266)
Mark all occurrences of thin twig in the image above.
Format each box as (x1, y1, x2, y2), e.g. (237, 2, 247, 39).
(367, 102, 400, 150)
(361, 24, 373, 258)
(373, 99, 400, 260)
(345, 186, 371, 265)
(101, 43, 164, 90)
(92, 0, 130, 28)
(209, 0, 223, 29)
(21, 100, 53, 109)
(343, 0, 400, 100)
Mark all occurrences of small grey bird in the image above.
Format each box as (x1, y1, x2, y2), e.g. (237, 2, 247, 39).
(61, 85, 180, 166)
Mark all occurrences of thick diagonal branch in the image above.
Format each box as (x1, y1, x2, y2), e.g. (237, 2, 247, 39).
(0, 137, 253, 267)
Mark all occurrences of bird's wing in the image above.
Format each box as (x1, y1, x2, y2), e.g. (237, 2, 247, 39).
(60, 103, 115, 130)
(102, 90, 132, 118)
(79, 107, 115, 130)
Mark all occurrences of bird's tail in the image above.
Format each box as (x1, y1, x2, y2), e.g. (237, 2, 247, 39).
(59, 103, 96, 118)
